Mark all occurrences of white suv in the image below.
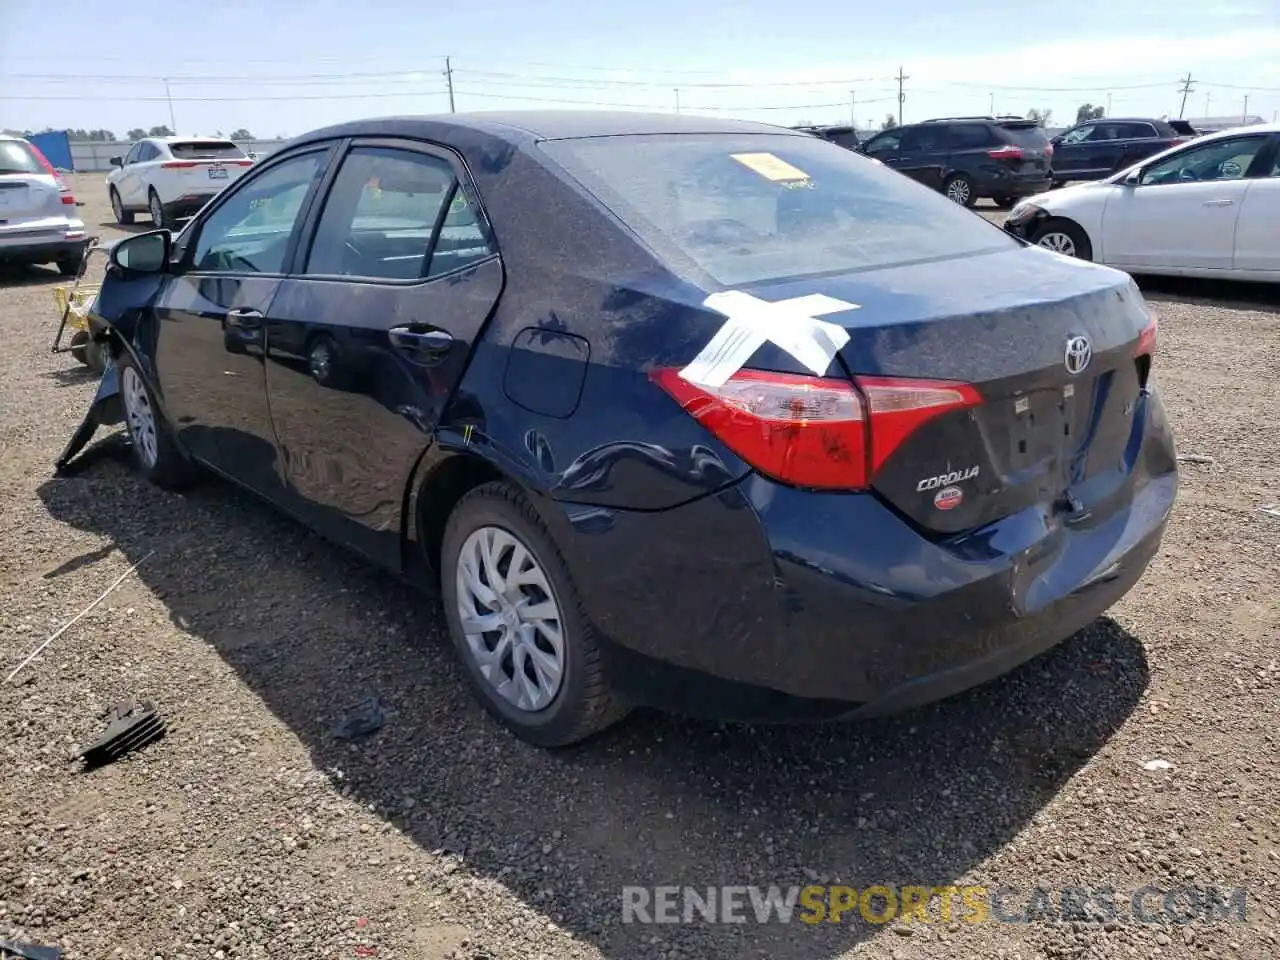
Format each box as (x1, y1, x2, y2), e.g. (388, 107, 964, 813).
(106, 137, 254, 229)
(0, 134, 88, 276)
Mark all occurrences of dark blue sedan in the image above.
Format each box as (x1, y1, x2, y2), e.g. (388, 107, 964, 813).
(63, 111, 1177, 747)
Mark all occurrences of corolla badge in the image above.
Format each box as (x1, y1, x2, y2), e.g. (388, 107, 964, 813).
(1064, 335, 1092, 375)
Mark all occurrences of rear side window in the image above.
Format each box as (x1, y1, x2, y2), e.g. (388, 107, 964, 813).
(0, 140, 45, 175)
(1115, 122, 1157, 139)
(305, 146, 492, 280)
(997, 123, 1051, 149)
(539, 132, 1016, 287)
(137, 142, 160, 162)
(170, 140, 246, 160)
(948, 125, 995, 149)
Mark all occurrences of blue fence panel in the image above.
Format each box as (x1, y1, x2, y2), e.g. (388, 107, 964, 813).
(29, 130, 74, 171)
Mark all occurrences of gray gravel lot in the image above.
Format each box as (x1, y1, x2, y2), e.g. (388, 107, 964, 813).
(1, 174, 1278, 959)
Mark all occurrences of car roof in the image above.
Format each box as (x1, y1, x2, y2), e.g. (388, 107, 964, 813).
(289, 110, 803, 147)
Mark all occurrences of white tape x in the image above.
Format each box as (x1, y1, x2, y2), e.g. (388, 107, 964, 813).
(679, 291, 860, 389)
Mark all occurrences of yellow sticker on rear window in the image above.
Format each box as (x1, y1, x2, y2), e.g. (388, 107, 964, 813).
(730, 152, 810, 182)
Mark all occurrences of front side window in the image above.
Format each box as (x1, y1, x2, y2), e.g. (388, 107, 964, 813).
(306, 146, 492, 280)
(137, 143, 160, 162)
(191, 152, 323, 273)
(1140, 136, 1269, 185)
(864, 132, 902, 156)
(540, 131, 1016, 287)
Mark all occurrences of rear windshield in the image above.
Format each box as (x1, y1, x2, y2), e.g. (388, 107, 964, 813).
(997, 123, 1052, 148)
(539, 132, 1016, 287)
(170, 140, 246, 160)
(0, 140, 45, 175)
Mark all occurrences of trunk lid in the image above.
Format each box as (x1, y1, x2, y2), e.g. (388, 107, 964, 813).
(164, 140, 253, 192)
(0, 173, 64, 223)
(995, 120, 1053, 176)
(740, 246, 1153, 535)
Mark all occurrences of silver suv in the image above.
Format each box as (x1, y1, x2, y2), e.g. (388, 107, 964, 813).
(0, 134, 88, 276)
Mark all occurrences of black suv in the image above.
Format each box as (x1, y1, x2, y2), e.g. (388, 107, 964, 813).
(858, 116, 1053, 208)
(1049, 117, 1198, 185)
(792, 124, 861, 150)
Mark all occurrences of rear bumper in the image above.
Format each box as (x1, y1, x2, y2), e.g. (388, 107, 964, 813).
(162, 193, 216, 219)
(0, 230, 88, 264)
(552, 387, 1176, 721)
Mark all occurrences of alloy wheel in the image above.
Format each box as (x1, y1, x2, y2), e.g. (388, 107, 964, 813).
(149, 194, 164, 227)
(121, 365, 159, 469)
(945, 178, 972, 204)
(455, 525, 566, 713)
(1037, 232, 1077, 257)
(111, 191, 123, 222)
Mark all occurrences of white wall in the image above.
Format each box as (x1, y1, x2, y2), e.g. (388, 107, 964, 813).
(69, 139, 288, 172)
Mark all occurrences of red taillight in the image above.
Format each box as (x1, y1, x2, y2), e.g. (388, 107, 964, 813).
(61, 193, 76, 204)
(1044, 144, 1054, 158)
(162, 161, 199, 169)
(1135, 315, 1158, 358)
(651, 367, 981, 490)
(28, 142, 57, 176)
(987, 145, 1024, 161)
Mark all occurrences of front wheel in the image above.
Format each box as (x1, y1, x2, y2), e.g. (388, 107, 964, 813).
(148, 190, 167, 229)
(441, 482, 628, 747)
(110, 188, 134, 226)
(117, 352, 197, 490)
(1028, 218, 1094, 261)
(943, 174, 976, 207)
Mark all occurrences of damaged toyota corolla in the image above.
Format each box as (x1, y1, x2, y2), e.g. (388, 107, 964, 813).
(59, 111, 1177, 747)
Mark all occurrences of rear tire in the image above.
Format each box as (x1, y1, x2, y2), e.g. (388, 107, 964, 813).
(943, 174, 976, 207)
(148, 189, 167, 230)
(117, 352, 197, 490)
(992, 195, 1016, 210)
(1028, 217, 1093, 261)
(440, 481, 628, 747)
(110, 188, 134, 226)
(56, 257, 79, 278)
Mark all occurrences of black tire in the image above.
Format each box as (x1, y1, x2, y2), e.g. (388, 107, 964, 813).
(116, 351, 197, 490)
(110, 187, 134, 226)
(1028, 217, 1094, 261)
(306, 334, 341, 388)
(56, 257, 79, 278)
(943, 174, 976, 207)
(148, 189, 167, 229)
(69, 330, 91, 366)
(440, 481, 628, 747)
(992, 195, 1016, 210)
(84, 339, 108, 374)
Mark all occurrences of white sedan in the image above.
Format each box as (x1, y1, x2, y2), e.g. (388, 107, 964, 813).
(106, 136, 254, 230)
(1003, 122, 1279, 282)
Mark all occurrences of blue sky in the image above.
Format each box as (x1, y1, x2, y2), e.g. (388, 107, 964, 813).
(2, 0, 1278, 139)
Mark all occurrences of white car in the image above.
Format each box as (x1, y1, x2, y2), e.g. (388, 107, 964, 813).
(1004, 122, 1280, 282)
(106, 137, 254, 230)
(0, 134, 87, 275)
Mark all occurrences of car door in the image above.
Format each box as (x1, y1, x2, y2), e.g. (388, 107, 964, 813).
(1101, 133, 1272, 271)
(1110, 121, 1161, 170)
(1050, 123, 1095, 177)
(119, 142, 148, 206)
(861, 130, 903, 169)
(150, 146, 334, 496)
(263, 138, 503, 567)
(897, 124, 948, 186)
(1232, 136, 1280, 273)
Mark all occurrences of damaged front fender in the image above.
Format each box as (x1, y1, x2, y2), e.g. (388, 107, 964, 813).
(55, 247, 168, 474)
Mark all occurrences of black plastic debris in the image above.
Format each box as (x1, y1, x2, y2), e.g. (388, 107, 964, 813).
(332, 696, 386, 740)
(0, 939, 63, 960)
(75, 700, 166, 768)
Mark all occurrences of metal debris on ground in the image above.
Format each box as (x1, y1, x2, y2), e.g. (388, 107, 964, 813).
(332, 695, 387, 740)
(0, 939, 62, 960)
(1142, 759, 1174, 772)
(1260, 504, 1280, 519)
(1176, 453, 1216, 465)
(75, 700, 166, 769)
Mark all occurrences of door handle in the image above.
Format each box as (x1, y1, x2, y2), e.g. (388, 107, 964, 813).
(389, 325, 453, 356)
(226, 307, 264, 330)
(1202, 199, 1235, 207)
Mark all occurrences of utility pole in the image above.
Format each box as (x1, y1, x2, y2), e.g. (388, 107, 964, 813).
(1177, 73, 1194, 119)
(674, 88, 681, 114)
(989, 92, 994, 115)
(895, 66, 909, 127)
(444, 57, 456, 113)
(1205, 91, 1212, 116)
(163, 78, 176, 134)
(1106, 92, 1112, 116)
(1242, 94, 1249, 122)
(849, 90, 856, 126)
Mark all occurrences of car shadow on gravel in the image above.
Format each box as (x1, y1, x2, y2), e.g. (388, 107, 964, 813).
(38, 442, 1151, 960)
(0, 264, 65, 288)
(1135, 275, 1280, 314)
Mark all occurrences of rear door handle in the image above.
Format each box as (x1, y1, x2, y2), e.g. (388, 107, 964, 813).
(226, 307, 264, 330)
(389, 325, 453, 357)
(1202, 199, 1235, 207)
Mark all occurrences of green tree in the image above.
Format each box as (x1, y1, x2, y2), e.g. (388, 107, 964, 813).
(1026, 108, 1054, 127)
(1076, 103, 1106, 124)
(230, 128, 253, 140)
(147, 125, 173, 137)
(881, 113, 898, 131)
(127, 128, 147, 141)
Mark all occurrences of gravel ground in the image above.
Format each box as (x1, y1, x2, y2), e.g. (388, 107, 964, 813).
(1, 175, 1278, 960)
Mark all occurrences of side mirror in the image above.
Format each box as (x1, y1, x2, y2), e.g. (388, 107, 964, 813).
(109, 156, 124, 168)
(110, 230, 172, 274)
(1123, 169, 1142, 187)
(1050, 135, 1063, 146)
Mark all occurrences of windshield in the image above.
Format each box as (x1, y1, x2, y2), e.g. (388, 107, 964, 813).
(539, 132, 1015, 287)
(999, 123, 1051, 149)
(170, 140, 246, 160)
(0, 140, 45, 175)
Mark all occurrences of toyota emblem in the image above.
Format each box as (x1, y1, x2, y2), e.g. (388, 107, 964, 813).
(1064, 335, 1092, 375)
